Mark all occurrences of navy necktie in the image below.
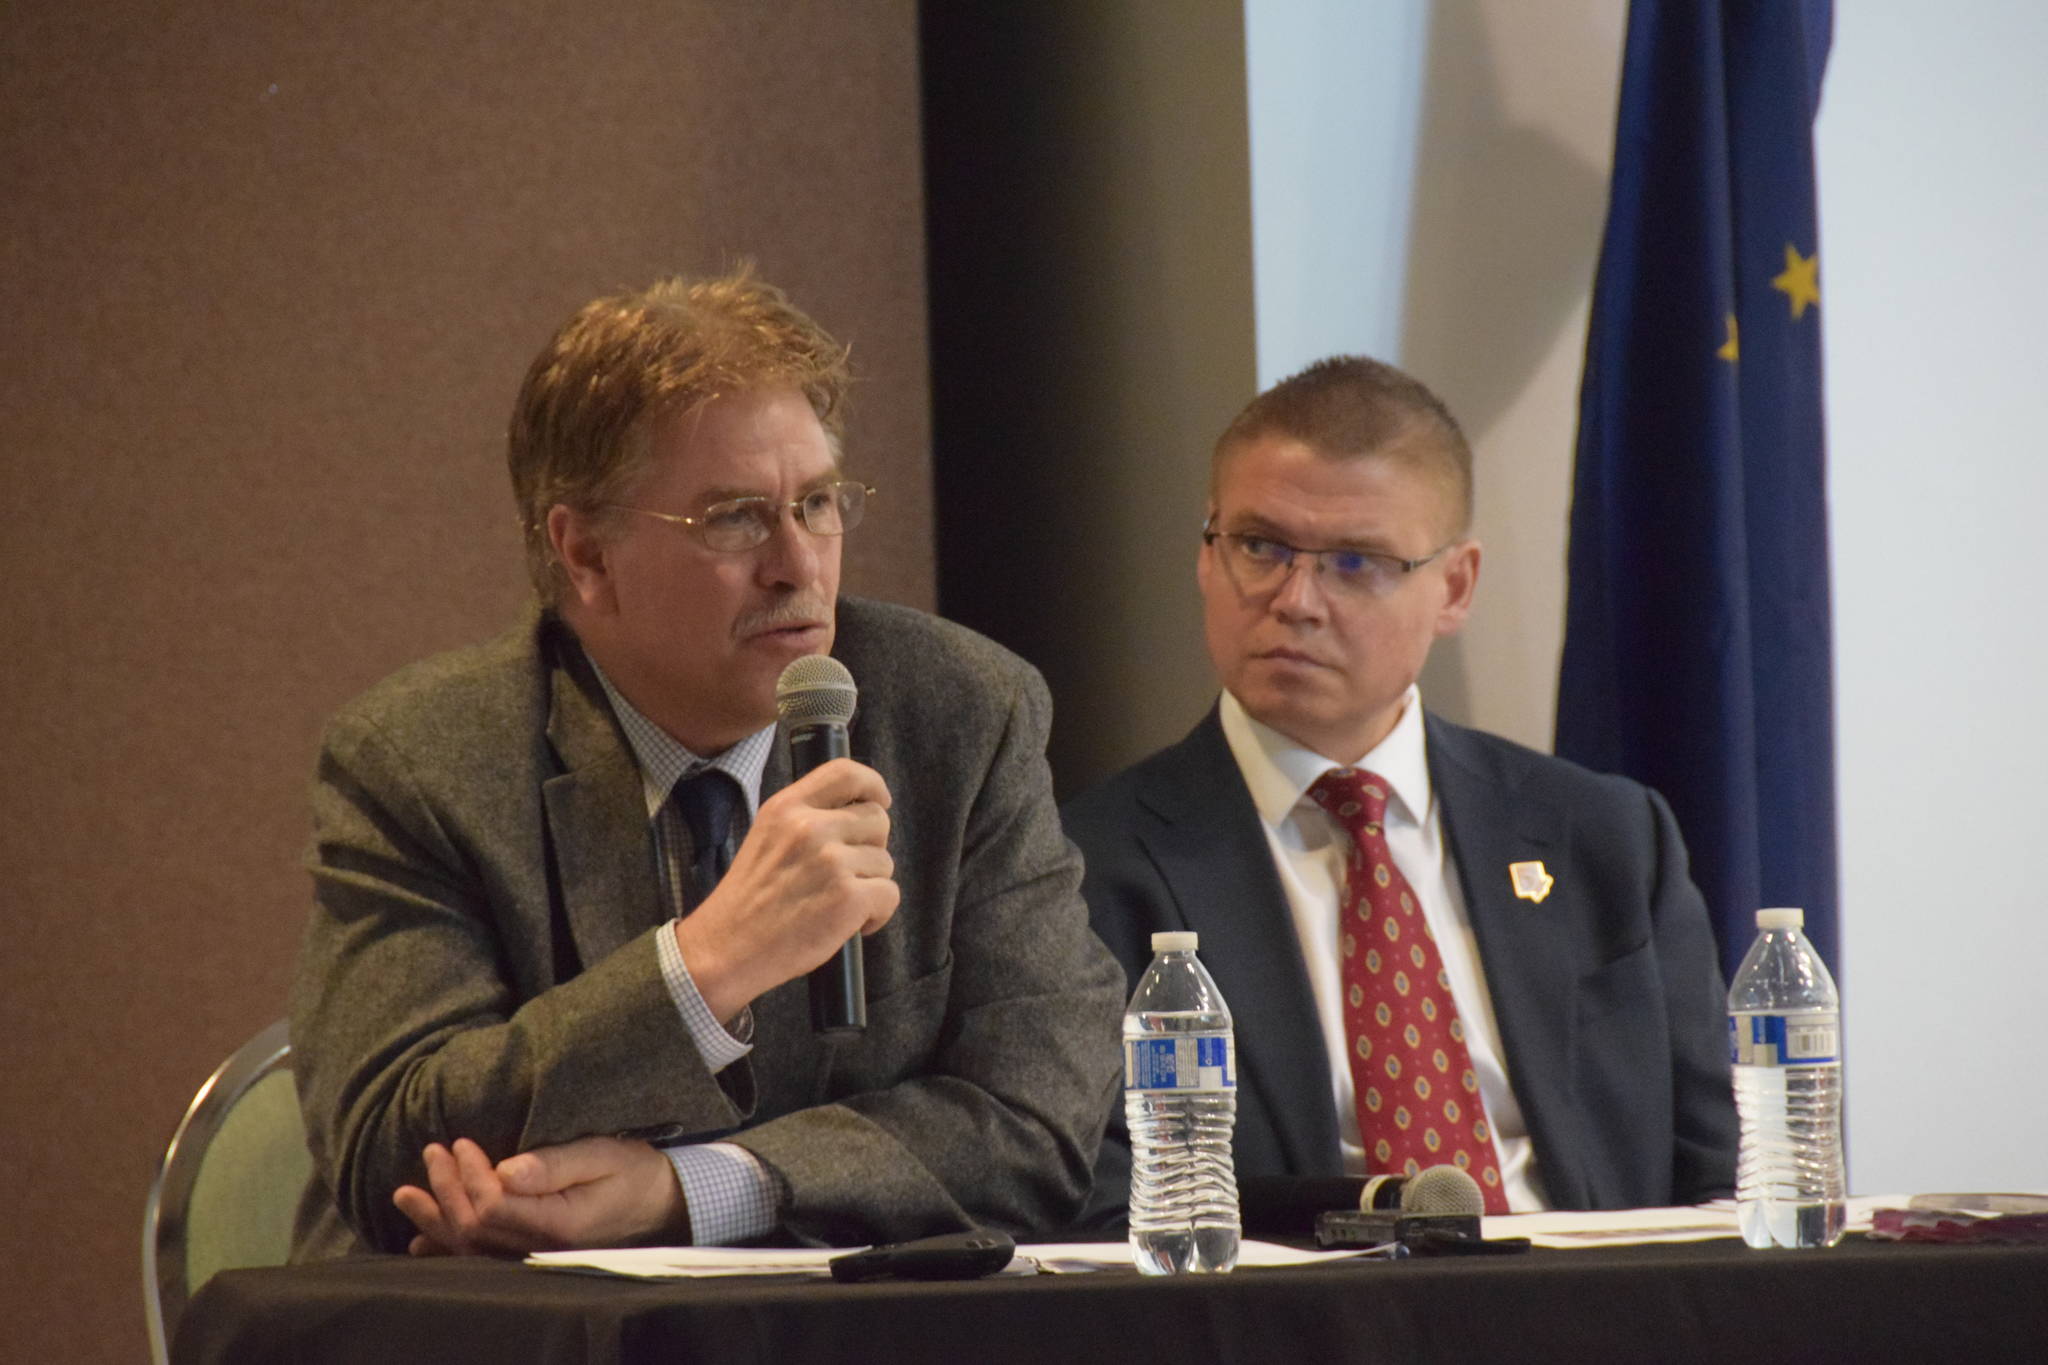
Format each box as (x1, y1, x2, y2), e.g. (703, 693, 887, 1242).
(673, 769, 744, 907)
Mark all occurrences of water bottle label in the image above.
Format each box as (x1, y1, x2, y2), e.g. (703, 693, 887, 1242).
(1125, 1035, 1235, 1092)
(1730, 1012, 1839, 1065)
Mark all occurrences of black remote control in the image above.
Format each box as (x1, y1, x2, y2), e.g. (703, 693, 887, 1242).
(828, 1230, 1019, 1282)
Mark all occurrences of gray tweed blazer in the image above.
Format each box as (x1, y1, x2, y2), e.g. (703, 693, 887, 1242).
(289, 597, 1124, 1256)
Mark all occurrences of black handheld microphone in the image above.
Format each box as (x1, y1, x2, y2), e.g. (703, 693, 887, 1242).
(776, 655, 865, 1035)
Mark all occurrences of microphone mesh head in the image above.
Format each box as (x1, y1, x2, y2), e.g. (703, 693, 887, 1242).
(1402, 1165, 1485, 1216)
(776, 654, 857, 727)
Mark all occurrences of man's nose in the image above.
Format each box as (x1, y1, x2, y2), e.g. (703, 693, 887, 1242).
(756, 506, 823, 586)
(1269, 551, 1329, 620)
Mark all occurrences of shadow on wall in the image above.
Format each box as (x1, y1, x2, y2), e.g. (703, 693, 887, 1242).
(1401, 0, 1611, 730)
(923, 1, 1256, 800)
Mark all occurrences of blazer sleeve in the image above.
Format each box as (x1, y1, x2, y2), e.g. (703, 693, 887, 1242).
(290, 710, 748, 1254)
(1646, 786, 1741, 1203)
(725, 665, 1128, 1244)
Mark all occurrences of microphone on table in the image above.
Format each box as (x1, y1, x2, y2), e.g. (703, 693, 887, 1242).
(1316, 1165, 1525, 1254)
(1358, 1167, 1481, 1213)
(775, 654, 866, 1035)
(1238, 1169, 1481, 1236)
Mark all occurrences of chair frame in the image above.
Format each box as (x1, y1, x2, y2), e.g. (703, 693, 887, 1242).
(142, 1017, 294, 1365)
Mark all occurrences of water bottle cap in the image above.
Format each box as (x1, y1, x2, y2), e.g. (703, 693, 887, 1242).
(1756, 907, 1805, 930)
(1151, 931, 1199, 953)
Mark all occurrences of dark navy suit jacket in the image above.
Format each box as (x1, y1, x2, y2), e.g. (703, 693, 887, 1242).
(1063, 706, 1737, 1215)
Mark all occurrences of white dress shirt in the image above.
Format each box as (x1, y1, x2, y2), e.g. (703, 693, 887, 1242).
(1217, 687, 1551, 1211)
(593, 665, 783, 1243)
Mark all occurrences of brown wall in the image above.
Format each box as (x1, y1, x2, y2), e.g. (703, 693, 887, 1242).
(0, 4, 931, 1360)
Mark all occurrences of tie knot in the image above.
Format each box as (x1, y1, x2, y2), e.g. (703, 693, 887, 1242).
(1309, 767, 1392, 832)
(673, 769, 743, 869)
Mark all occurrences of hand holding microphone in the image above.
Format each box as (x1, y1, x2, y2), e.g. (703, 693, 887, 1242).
(668, 656, 894, 1030)
(776, 655, 870, 1034)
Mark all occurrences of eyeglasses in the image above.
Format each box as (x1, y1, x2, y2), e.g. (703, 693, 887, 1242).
(1203, 521, 1451, 600)
(607, 480, 874, 553)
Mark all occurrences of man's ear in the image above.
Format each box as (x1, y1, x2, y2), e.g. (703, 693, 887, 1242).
(547, 504, 616, 613)
(1196, 504, 1218, 594)
(1433, 538, 1482, 638)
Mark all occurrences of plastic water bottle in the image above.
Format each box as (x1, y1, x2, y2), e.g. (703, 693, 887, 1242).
(1727, 907, 1846, 1249)
(1124, 931, 1239, 1274)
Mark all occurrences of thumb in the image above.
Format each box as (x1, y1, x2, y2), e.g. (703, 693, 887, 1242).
(494, 1150, 553, 1193)
(496, 1135, 623, 1194)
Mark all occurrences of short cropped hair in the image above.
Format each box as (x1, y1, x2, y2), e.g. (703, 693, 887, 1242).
(508, 268, 851, 602)
(1212, 356, 1473, 537)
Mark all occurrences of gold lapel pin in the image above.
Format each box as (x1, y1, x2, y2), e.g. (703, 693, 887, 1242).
(1509, 860, 1554, 904)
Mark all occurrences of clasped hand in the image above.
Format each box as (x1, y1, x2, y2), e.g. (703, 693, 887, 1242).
(393, 1136, 685, 1257)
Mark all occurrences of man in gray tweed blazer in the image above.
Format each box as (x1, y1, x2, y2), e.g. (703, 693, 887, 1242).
(290, 271, 1123, 1258)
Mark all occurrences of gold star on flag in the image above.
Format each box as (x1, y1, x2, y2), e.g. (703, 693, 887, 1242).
(1717, 312, 1739, 362)
(1771, 244, 1820, 320)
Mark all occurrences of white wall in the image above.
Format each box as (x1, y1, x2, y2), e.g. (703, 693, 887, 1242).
(1819, 3, 2048, 1195)
(1247, 0, 1623, 754)
(1247, 0, 2048, 1195)
(1245, 0, 1429, 378)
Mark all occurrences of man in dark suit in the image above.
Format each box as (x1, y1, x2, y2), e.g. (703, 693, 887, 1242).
(1064, 357, 1735, 1218)
(290, 272, 1123, 1258)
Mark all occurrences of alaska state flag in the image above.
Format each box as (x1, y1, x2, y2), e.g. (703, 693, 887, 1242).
(1555, 0, 1836, 984)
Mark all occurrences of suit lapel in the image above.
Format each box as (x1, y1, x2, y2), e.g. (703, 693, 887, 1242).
(540, 633, 664, 972)
(1138, 712, 1342, 1176)
(1426, 715, 1587, 1207)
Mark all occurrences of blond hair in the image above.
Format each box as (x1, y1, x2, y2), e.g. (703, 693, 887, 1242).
(508, 269, 851, 601)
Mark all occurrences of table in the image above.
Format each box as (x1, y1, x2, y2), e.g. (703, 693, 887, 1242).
(175, 1237, 2048, 1364)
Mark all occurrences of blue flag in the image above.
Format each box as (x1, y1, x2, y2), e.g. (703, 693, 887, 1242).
(1556, 0, 1836, 984)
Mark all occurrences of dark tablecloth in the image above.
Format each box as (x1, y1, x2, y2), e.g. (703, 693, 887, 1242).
(175, 1236, 2048, 1365)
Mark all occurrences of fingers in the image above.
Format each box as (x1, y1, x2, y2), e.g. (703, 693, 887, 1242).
(857, 875, 903, 934)
(394, 1142, 477, 1255)
(778, 757, 892, 815)
(453, 1137, 506, 1221)
(819, 799, 892, 850)
(749, 759, 895, 875)
(426, 1139, 482, 1235)
(392, 1139, 540, 1257)
(394, 1182, 454, 1256)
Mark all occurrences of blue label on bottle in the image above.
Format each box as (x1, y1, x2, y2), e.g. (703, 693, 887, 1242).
(1125, 1035, 1235, 1092)
(1730, 1012, 1838, 1066)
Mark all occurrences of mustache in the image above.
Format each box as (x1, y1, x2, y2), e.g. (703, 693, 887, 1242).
(733, 594, 834, 637)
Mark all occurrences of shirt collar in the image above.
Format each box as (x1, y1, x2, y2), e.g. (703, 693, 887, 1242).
(1217, 685, 1433, 829)
(587, 659, 774, 820)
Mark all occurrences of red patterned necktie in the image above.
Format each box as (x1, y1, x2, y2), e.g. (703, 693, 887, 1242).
(1308, 767, 1509, 1213)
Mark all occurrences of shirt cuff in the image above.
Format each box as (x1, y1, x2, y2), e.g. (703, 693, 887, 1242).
(664, 1142, 783, 1245)
(656, 922, 753, 1072)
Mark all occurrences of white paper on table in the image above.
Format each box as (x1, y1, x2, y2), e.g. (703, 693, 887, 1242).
(1487, 1194, 1910, 1248)
(526, 1238, 1374, 1280)
(526, 1246, 854, 1279)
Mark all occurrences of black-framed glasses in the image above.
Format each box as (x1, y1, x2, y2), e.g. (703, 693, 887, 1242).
(1203, 520, 1451, 600)
(608, 480, 874, 553)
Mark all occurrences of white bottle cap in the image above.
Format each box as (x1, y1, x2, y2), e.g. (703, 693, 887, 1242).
(1756, 907, 1805, 930)
(1152, 931, 1199, 953)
